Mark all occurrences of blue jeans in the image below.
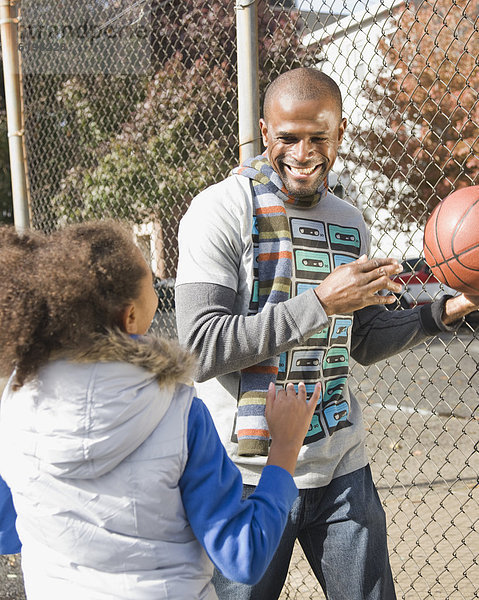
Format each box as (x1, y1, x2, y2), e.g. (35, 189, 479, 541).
(213, 465, 396, 600)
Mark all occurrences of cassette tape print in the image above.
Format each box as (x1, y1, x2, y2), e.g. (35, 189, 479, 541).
(296, 282, 316, 296)
(322, 347, 349, 378)
(306, 327, 329, 347)
(328, 225, 361, 254)
(323, 398, 352, 435)
(293, 382, 325, 444)
(290, 218, 328, 249)
(252, 215, 259, 240)
(322, 377, 352, 435)
(296, 283, 329, 346)
(294, 250, 331, 281)
(305, 413, 326, 443)
(289, 349, 324, 381)
(333, 254, 355, 268)
(277, 351, 288, 382)
(329, 317, 352, 346)
(324, 377, 347, 404)
(252, 243, 259, 278)
(248, 279, 259, 314)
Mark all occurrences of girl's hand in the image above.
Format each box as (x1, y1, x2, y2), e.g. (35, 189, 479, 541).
(265, 381, 321, 475)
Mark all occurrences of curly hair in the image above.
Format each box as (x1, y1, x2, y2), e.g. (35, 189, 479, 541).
(0, 220, 149, 389)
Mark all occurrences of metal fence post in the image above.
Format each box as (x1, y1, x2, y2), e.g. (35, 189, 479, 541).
(0, 0, 30, 230)
(235, 0, 260, 162)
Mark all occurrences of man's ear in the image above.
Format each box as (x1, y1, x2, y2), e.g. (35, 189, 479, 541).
(338, 117, 347, 144)
(259, 118, 268, 147)
(120, 303, 137, 334)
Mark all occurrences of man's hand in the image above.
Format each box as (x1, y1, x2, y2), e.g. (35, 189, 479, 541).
(442, 293, 479, 325)
(314, 254, 403, 316)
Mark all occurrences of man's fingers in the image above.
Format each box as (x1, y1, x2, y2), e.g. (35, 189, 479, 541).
(356, 258, 403, 294)
(382, 293, 400, 304)
(357, 256, 402, 275)
(370, 264, 402, 283)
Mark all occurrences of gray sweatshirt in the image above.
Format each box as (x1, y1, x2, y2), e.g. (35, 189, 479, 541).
(176, 174, 455, 488)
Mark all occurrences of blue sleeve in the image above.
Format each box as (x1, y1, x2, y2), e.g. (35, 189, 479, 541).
(179, 397, 298, 585)
(0, 475, 21, 555)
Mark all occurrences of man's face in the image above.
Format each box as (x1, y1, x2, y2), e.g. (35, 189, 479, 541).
(259, 94, 347, 198)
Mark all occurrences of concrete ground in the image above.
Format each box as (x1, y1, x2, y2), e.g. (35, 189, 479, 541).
(0, 555, 22, 600)
(1, 329, 478, 599)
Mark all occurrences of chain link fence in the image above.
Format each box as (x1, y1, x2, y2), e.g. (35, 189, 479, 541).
(1, 0, 478, 598)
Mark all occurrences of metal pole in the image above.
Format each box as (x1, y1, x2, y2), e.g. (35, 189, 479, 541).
(235, 0, 260, 163)
(0, 0, 30, 230)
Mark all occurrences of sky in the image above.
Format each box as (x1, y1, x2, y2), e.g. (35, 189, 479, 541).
(294, 0, 375, 14)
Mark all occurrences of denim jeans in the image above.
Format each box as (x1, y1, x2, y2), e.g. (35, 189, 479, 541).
(213, 465, 396, 600)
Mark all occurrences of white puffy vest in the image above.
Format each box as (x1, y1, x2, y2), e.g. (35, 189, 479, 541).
(0, 362, 216, 600)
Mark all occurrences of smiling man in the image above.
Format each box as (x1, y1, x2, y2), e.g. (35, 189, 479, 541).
(175, 68, 479, 600)
(259, 72, 345, 198)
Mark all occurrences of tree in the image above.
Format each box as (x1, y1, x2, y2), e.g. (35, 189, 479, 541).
(41, 0, 311, 275)
(52, 55, 227, 225)
(351, 0, 479, 227)
(50, 0, 310, 221)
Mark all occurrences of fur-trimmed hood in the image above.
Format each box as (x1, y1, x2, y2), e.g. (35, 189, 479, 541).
(2, 331, 197, 479)
(56, 329, 197, 386)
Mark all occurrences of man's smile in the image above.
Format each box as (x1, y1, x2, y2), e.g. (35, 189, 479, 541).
(283, 163, 323, 178)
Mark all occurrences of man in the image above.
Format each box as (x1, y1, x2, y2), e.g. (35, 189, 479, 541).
(175, 68, 479, 600)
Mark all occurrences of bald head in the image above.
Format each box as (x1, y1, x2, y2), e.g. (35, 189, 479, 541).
(263, 68, 342, 122)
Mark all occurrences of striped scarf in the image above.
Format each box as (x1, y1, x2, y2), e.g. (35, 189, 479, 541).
(232, 154, 328, 456)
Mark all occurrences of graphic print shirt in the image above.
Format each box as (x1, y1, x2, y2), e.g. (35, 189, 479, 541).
(176, 174, 371, 488)
(273, 204, 360, 445)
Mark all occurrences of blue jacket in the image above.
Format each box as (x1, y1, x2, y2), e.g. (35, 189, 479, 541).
(0, 474, 21, 554)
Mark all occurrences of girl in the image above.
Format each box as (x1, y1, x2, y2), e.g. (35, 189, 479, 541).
(0, 221, 319, 600)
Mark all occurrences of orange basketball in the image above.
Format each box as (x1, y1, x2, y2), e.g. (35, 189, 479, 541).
(423, 186, 479, 295)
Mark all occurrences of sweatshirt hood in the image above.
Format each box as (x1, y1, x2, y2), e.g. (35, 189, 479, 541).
(1, 330, 196, 480)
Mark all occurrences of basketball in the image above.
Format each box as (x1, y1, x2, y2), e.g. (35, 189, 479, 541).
(423, 186, 479, 295)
